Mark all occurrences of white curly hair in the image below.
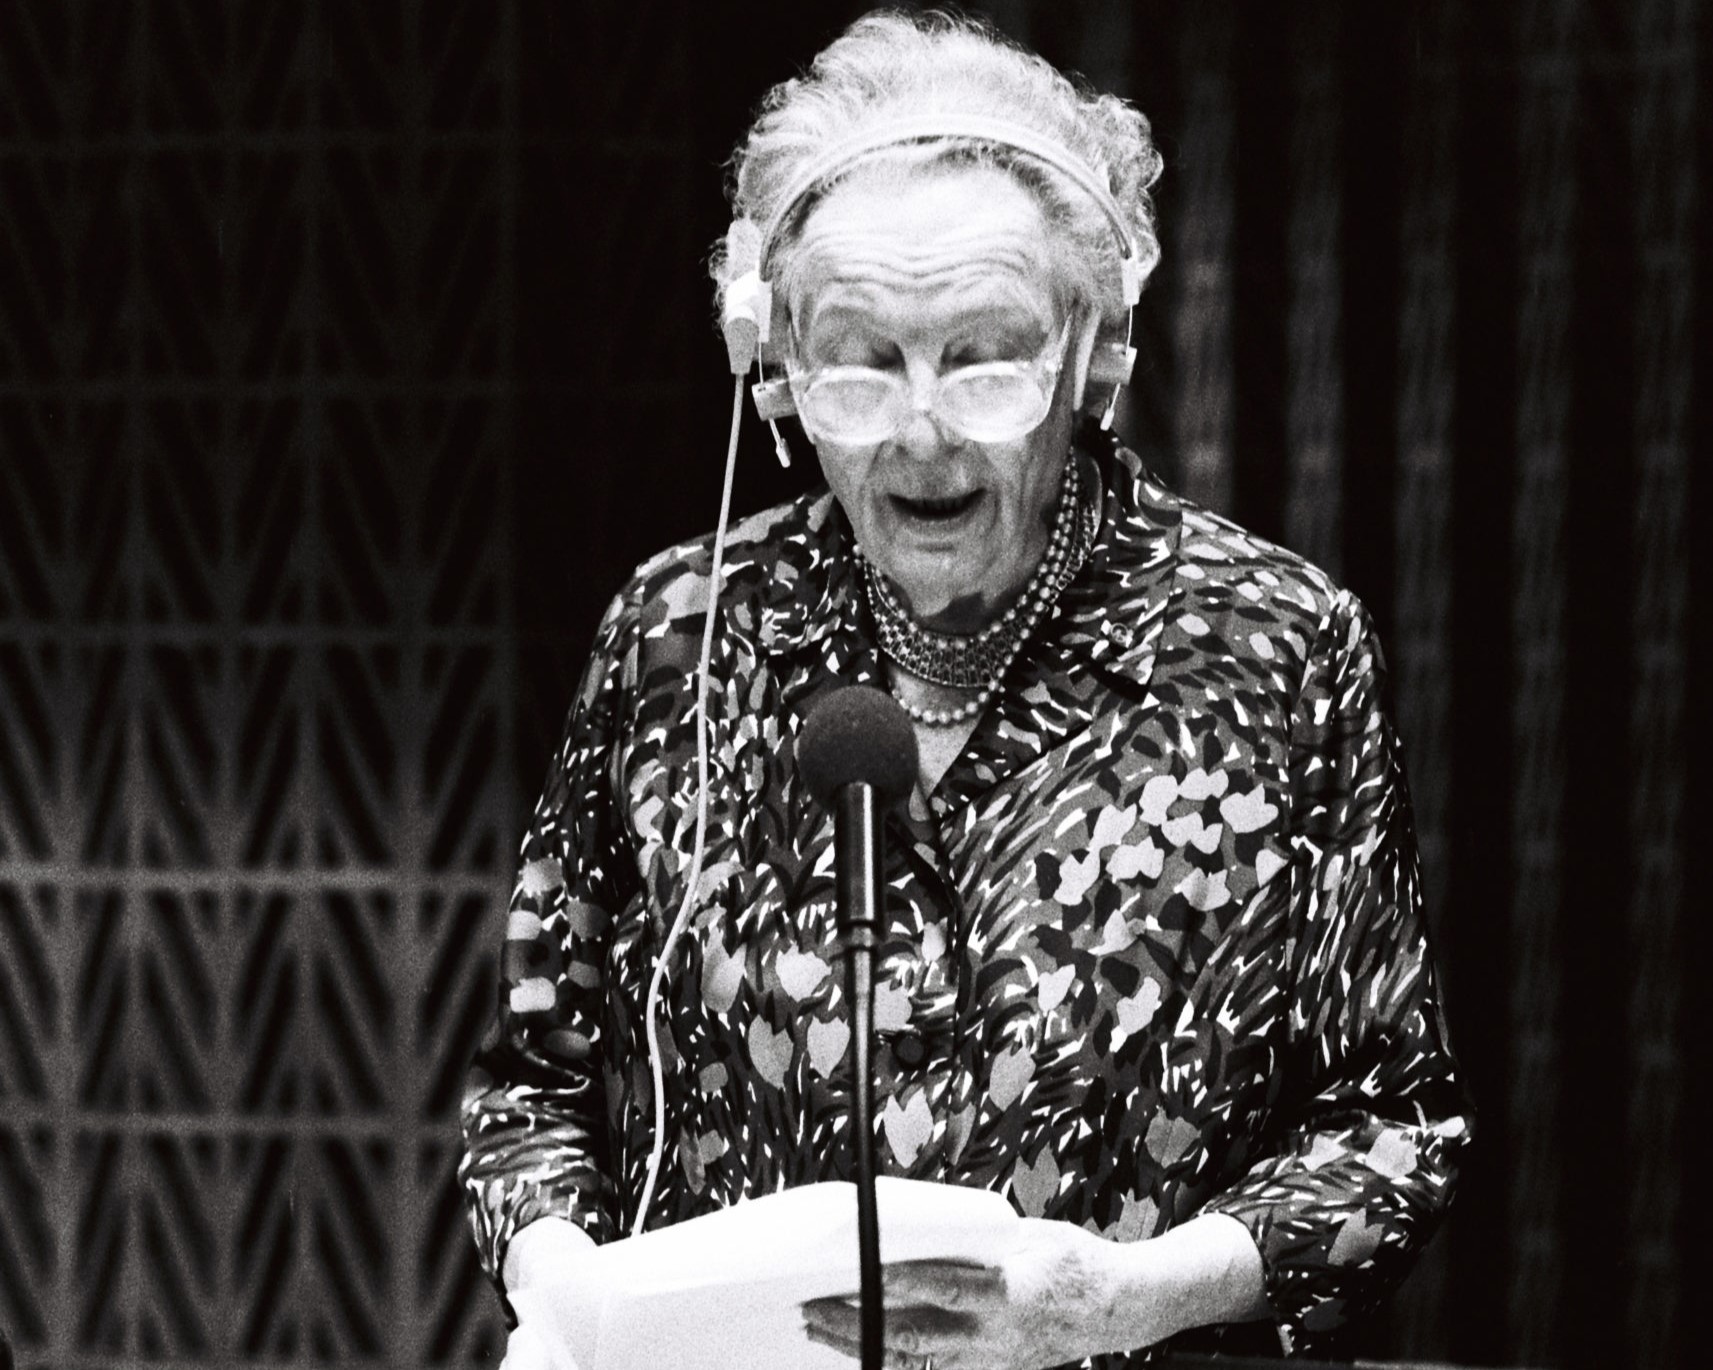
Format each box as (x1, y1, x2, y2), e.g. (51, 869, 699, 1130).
(710, 7, 1164, 345)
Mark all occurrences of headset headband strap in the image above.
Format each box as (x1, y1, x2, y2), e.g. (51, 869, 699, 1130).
(756, 113, 1142, 304)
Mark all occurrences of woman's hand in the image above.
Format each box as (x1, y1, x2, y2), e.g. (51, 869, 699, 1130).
(801, 1217, 1165, 1370)
(498, 1322, 567, 1370)
(801, 1211, 1269, 1369)
(499, 1217, 603, 1370)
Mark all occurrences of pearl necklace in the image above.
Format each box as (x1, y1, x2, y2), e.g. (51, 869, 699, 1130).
(860, 458, 1097, 728)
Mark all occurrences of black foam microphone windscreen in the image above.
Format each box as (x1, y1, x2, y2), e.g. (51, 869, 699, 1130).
(796, 685, 918, 806)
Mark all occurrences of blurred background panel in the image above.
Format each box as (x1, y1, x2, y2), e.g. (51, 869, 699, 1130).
(0, 2, 1702, 1367)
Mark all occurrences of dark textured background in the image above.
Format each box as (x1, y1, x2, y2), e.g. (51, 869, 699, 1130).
(0, 2, 1703, 1367)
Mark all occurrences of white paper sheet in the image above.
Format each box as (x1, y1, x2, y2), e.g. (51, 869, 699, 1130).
(507, 1177, 1020, 1370)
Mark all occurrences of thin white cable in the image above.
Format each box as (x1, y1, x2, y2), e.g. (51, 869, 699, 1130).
(630, 375, 745, 1238)
(1100, 305, 1135, 430)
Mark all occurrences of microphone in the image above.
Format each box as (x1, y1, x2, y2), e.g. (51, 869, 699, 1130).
(797, 686, 917, 1370)
(797, 684, 918, 809)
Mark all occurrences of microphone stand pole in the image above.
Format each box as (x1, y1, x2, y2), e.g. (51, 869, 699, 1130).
(834, 782, 884, 1370)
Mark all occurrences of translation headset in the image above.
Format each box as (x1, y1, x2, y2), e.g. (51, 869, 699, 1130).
(721, 112, 1146, 458)
(629, 115, 1146, 1236)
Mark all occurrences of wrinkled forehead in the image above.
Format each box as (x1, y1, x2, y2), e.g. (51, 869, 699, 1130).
(785, 164, 1065, 343)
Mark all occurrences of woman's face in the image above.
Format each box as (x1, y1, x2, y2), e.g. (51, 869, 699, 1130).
(788, 168, 1084, 634)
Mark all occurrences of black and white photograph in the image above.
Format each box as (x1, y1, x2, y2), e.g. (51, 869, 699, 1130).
(0, 3, 1703, 1369)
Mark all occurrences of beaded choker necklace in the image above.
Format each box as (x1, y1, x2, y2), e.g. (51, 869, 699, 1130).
(859, 457, 1098, 727)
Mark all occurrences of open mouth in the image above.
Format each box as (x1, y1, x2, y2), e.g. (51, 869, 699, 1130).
(892, 490, 982, 521)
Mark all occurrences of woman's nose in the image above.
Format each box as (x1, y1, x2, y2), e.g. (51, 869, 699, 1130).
(894, 360, 951, 452)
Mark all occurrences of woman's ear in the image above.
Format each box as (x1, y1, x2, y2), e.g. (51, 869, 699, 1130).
(771, 291, 793, 355)
(1069, 308, 1103, 410)
(758, 292, 801, 373)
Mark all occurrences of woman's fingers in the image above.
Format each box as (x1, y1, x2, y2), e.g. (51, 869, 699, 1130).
(882, 1259, 1005, 1309)
(802, 1295, 973, 1336)
(498, 1324, 571, 1370)
(801, 1294, 864, 1345)
(802, 1263, 1003, 1368)
(802, 1286, 986, 1368)
(802, 1319, 941, 1370)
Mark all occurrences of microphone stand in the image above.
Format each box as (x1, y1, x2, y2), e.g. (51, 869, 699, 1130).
(833, 782, 884, 1370)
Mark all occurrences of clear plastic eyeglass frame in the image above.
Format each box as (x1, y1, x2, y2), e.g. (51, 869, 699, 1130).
(784, 316, 1074, 445)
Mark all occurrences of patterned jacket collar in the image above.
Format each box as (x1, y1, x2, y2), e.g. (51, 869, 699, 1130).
(752, 489, 859, 658)
(752, 425, 1185, 682)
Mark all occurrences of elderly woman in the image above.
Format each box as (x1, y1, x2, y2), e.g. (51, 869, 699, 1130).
(461, 10, 1469, 1368)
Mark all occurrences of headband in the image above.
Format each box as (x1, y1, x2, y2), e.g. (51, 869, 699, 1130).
(756, 113, 1144, 302)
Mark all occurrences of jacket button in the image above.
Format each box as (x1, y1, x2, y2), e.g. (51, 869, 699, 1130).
(892, 1032, 928, 1069)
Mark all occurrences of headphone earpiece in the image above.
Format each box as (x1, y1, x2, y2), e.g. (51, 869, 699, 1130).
(1086, 340, 1137, 388)
(751, 379, 797, 421)
(721, 269, 772, 376)
(1119, 257, 1143, 308)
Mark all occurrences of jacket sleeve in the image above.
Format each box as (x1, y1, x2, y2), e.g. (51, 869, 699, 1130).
(1200, 588, 1473, 1351)
(457, 589, 640, 1312)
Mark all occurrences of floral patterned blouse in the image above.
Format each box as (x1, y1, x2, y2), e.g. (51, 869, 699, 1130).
(459, 428, 1471, 1363)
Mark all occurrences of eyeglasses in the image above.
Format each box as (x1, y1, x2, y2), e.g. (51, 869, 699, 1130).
(785, 317, 1073, 445)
